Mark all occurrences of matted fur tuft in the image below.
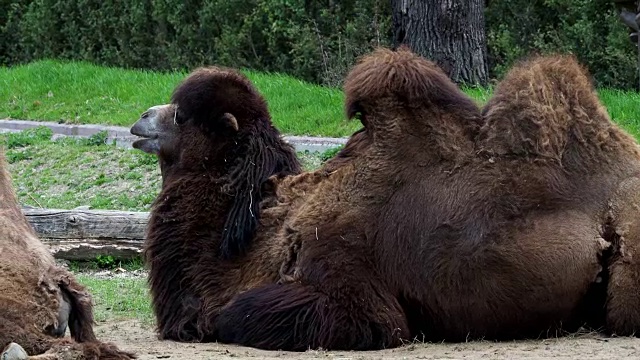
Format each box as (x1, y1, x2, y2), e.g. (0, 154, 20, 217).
(218, 120, 302, 259)
(478, 54, 640, 160)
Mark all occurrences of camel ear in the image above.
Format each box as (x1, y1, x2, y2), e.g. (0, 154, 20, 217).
(346, 101, 368, 128)
(221, 112, 239, 132)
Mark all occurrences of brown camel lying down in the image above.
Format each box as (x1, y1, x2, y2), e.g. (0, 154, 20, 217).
(131, 47, 640, 351)
(0, 150, 135, 359)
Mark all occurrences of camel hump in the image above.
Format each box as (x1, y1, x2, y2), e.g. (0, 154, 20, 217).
(343, 46, 478, 128)
(479, 54, 615, 159)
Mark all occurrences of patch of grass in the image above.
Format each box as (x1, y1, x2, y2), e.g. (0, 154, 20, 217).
(319, 145, 344, 162)
(0, 59, 359, 138)
(75, 274, 153, 325)
(68, 256, 145, 272)
(5, 126, 54, 149)
(597, 89, 640, 140)
(461, 86, 493, 106)
(1, 127, 327, 211)
(1, 127, 161, 211)
(3, 60, 640, 140)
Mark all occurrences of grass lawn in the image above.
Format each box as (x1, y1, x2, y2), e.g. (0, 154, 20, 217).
(75, 274, 153, 325)
(4, 60, 640, 139)
(1, 60, 359, 138)
(2, 127, 327, 211)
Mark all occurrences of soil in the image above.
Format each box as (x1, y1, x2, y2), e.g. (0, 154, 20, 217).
(96, 320, 640, 360)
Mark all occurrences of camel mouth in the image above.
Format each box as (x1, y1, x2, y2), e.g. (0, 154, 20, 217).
(131, 136, 160, 154)
(131, 137, 156, 148)
(130, 117, 161, 154)
(131, 124, 159, 151)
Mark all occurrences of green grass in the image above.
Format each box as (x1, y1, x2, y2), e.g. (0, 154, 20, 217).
(2, 127, 162, 211)
(1, 127, 330, 211)
(3, 59, 640, 139)
(75, 274, 153, 325)
(0, 59, 359, 138)
(597, 89, 640, 139)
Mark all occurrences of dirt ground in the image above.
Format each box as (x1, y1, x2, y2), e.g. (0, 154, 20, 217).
(95, 320, 640, 360)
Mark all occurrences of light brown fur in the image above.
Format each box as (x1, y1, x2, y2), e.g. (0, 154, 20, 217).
(477, 54, 640, 335)
(0, 149, 135, 359)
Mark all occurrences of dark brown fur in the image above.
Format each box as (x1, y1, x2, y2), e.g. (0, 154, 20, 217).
(139, 47, 481, 350)
(139, 67, 303, 342)
(139, 47, 640, 351)
(214, 49, 640, 346)
(0, 150, 135, 359)
(214, 47, 485, 349)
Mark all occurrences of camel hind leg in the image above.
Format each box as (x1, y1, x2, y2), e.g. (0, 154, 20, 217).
(1, 317, 135, 360)
(604, 176, 640, 335)
(0, 287, 135, 359)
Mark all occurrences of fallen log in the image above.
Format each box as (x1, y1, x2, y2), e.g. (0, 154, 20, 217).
(22, 207, 149, 260)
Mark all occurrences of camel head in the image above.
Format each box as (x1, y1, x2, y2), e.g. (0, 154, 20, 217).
(130, 67, 271, 179)
(130, 104, 178, 156)
(130, 66, 301, 258)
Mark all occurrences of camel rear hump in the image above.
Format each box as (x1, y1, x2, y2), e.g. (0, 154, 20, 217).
(479, 54, 640, 161)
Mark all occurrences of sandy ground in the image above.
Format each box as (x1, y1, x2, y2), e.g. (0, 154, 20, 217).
(95, 320, 640, 360)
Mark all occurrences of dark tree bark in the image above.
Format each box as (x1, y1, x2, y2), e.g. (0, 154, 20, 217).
(392, 0, 489, 86)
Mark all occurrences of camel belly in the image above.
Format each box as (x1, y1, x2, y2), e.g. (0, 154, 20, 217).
(393, 210, 607, 341)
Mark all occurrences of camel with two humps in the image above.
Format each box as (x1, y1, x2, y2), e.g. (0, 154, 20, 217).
(131, 48, 640, 351)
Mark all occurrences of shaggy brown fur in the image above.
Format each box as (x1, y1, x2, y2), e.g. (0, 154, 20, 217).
(134, 47, 479, 350)
(135, 46, 640, 351)
(214, 47, 486, 349)
(0, 151, 135, 359)
(476, 54, 640, 335)
(214, 49, 640, 346)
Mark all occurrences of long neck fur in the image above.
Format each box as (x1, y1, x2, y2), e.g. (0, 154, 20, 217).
(148, 119, 301, 260)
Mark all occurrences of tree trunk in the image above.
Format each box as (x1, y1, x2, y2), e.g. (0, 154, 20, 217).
(392, 0, 489, 86)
